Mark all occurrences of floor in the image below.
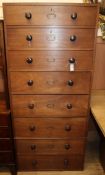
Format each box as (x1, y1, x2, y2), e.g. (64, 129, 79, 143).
(0, 141, 104, 175)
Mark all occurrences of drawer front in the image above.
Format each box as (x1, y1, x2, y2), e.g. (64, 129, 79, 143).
(4, 5, 97, 26)
(17, 155, 84, 170)
(0, 115, 9, 126)
(10, 72, 91, 94)
(16, 139, 85, 155)
(0, 127, 10, 138)
(0, 139, 12, 151)
(13, 118, 87, 138)
(7, 28, 95, 50)
(11, 95, 89, 117)
(8, 50, 93, 71)
(0, 152, 14, 164)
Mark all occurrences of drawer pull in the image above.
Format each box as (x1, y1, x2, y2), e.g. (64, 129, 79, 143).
(64, 159, 69, 166)
(28, 103, 34, 109)
(31, 144, 36, 150)
(29, 126, 36, 131)
(64, 144, 71, 150)
(65, 124, 71, 131)
(47, 13, 56, 19)
(27, 80, 33, 86)
(67, 104, 72, 109)
(70, 35, 76, 42)
(25, 12, 32, 20)
(26, 35, 32, 42)
(69, 58, 75, 64)
(68, 80, 74, 86)
(32, 160, 37, 166)
(71, 12, 77, 20)
(26, 57, 33, 64)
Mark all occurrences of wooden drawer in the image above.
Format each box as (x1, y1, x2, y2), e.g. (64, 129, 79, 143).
(0, 127, 10, 138)
(11, 95, 89, 117)
(0, 139, 12, 151)
(4, 4, 97, 26)
(8, 50, 93, 71)
(10, 72, 91, 94)
(13, 118, 87, 138)
(0, 152, 14, 164)
(7, 28, 95, 50)
(16, 139, 85, 155)
(17, 155, 84, 170)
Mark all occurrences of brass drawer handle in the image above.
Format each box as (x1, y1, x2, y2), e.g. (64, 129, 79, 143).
(26, 57, 33, 64)
(71, 12, 77, 20)
(31, 144, 36, 150)
(28, 103, 35, 109)
(64, 144, 71, 150)
(65, 124, 71, 131)
(70, 35, 76, 42)
(27, 80, 33, 86)
(68, 80, 74, 86)
(25, 12, 32, 19)
(47, 13, 56, 19)
(29, 126, 36, 132)
(67, 104, 72, 109)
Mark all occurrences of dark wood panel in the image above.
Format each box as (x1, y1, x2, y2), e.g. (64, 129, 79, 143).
(0, 127, 10, 138)
(10, 72, 91, 94)
(4, 5, 97, 26)
(16, 139, 86, 155)
(0, 113, 10, 126)
(11, 95, 89, 117)
(0, 152, 14, 164)
(13, 117, 87, 138)
(0, 139, 12, 151)
(8, 50, 93, 71)
(17, 155, 84, 170)
(7, 28, 95, 50)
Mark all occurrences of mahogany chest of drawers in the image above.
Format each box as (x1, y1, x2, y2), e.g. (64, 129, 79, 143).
(3, 3, 98, 171)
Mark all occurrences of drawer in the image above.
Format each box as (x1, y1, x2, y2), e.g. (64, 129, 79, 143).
(0, 139, 12, 151)
(4, 4, 97, 26)
(10, 72, 91, 94)
(8, 50, 93, 71)
(0, 152, 14, 164)
(17, 155, 84, 170)
(11, 95, 89, 117)
(7, 28, 95, 50)
(13, 118, 87, 138)
(0, 114, 9, 126)
(16, 139, 85, 155)
(0, 127, 10, 138)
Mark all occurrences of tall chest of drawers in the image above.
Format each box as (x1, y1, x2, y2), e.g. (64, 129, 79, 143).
(3, 3, 98, 171)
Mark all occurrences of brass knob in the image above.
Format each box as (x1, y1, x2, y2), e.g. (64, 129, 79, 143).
(26, 35, 32, 41)
(67, 104, 72, 109)
(71, 12, 77, 20)
(28, 103, 34, 109)
(29, 126, 36, 131)
(64, 159, 69, 166)
(64, 144, 71, 150)
(27, 80, 33, 86)
(32, 160, 37, 166)
(69, 58, 75, 64)
(25, 12, 32, 19)
(65, 124, 71, 131)
(31, 144, 36, 150)
(70, 35, 76, 42)
(68, 80, 73, 86)
(26, 57, 33, 64)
